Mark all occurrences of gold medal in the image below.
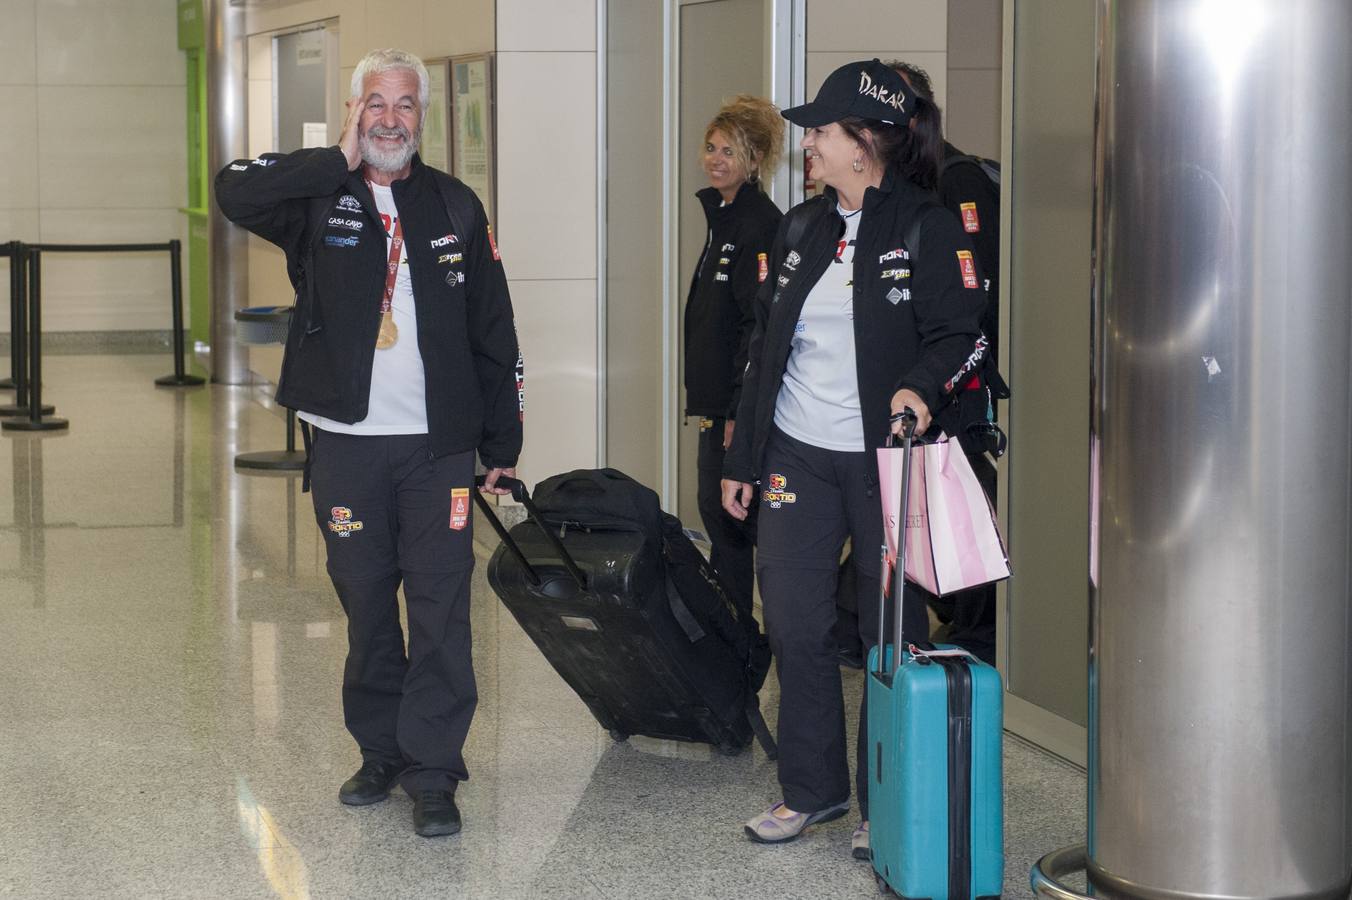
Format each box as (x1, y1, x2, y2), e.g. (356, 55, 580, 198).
(376, 310, 398, 349)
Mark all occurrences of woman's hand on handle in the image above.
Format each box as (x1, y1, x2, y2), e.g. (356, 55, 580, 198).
(481, 467, 517, 495)
(721, 478, 754, 521)
(889, 389, 931, 437)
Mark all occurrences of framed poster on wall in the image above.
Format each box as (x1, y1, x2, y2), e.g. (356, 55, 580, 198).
(420, 58, 450, 172)
(450, 53, 496, 224)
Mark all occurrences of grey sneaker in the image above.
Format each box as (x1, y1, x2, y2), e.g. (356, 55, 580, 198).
(851, 821, 871, 860)
(744, 799, 850, 844)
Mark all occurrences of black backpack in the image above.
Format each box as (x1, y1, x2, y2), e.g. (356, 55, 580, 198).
(940, 153, 1001, 190)
(903, 199, 1009, 458)
(531, 468, 772, 691)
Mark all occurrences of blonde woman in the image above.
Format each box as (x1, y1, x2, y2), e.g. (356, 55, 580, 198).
(684, 94, 784, 619)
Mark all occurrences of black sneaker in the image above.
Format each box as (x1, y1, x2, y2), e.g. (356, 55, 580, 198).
(412, 790, 462, 837)
(338, 760, 404, 806)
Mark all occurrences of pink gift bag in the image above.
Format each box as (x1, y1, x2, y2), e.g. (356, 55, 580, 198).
(877, 436, 1010, 597)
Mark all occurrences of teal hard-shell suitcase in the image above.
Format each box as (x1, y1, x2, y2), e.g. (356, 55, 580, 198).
(867, 410, 1004, 898)
(866, 641, 1003, 898)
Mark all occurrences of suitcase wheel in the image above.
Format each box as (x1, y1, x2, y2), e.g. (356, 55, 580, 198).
(875, 874, 892, 897)
(608, 729, 630, 743)
(715, 741, 744, 757)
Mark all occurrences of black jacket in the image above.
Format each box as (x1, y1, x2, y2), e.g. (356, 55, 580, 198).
(723, 167, 985, 484)
(939, 141, 1001, 358)
(683, 182, 782, 419)
(214, 148, 522, 468)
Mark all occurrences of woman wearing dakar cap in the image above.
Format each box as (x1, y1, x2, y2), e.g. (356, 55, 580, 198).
(684, 94, 784, 620)
(720, 59, 986, 853)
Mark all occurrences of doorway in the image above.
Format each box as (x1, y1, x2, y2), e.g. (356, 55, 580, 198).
(675, 0, 771, 529)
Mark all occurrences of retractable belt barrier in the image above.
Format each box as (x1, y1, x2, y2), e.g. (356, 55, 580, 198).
(2, 239, 204, 433)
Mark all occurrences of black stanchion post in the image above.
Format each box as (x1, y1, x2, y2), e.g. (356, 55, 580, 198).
(0, 244, 52, 419)
(3, 249, 67, 432)
(2, 240, 17, 390)
(155, 239, 204, 387)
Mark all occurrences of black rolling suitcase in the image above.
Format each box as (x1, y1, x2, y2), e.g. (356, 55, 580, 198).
(473, 469, 777, 757)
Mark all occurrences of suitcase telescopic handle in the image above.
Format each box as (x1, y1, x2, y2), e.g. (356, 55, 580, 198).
(472, 475, 590, 590)
(879, 409, 918, 678)
(478, 473, 529, 503)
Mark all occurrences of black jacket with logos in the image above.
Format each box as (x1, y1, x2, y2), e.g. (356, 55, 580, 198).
(214, 148, 522, 468)
(939, 141, 1001, 360)
(722, 167, 986, 484)
(683, 182, 782, 419)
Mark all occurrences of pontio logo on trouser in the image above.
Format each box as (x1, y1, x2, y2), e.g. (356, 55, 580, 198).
(762, 473, 797, 509)
(328, 506, 364, 537)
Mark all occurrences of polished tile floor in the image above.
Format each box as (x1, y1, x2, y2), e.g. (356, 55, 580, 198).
(0, 354, 1085, 899)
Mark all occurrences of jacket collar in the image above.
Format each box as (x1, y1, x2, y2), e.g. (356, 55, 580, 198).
(820, 165, 900, 214)
(696, 180, 760, 219)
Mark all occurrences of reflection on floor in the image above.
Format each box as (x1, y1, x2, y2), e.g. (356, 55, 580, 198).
(0, 355, 1085, 899)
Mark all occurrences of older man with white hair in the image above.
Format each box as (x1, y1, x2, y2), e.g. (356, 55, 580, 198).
(216, 48, 524, 838)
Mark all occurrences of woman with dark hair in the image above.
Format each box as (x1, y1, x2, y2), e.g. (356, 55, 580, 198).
(722, 60, 986, 855)
(685, 95, 784, 616)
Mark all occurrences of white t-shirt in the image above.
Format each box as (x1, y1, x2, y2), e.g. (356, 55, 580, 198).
(773, 205, 865, 451)
(300, 182, 428, 435)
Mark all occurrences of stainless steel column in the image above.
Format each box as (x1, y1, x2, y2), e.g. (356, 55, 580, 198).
(205, 0, 250, 384)
(1089, 1, 1352, 898)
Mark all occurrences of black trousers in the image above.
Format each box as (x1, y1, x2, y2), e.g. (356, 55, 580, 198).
(696, 417, 757, 617)
(756, 428, 928, 819)
(309, 430, 478, 794)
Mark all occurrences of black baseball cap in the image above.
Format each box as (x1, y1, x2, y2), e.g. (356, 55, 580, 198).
(782, 59, 912, 127)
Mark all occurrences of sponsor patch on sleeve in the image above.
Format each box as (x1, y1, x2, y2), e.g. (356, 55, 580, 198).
(957, 250, 979, 290)
(515, 349, 525, 422)
(757, 252, 768, 283)
(487, 224, 501, 261)
(450, 488, 471, 531)
(960, 202, 980, 233)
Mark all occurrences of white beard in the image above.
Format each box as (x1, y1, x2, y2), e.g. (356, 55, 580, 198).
(360, 125, 420, 174)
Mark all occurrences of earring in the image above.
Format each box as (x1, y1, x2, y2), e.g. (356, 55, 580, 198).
(749, 167, 759, 184)
(853, 157, 864, 173)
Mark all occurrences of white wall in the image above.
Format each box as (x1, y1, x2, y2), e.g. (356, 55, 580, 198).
(494, 0, 599, 479)
(806, 0, 949, 113)
(0, 0, 187, 333)
(802, 1, 998, 160)
(947, 0, 1001, 159)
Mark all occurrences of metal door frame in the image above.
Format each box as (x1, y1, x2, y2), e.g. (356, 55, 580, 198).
(997, 0, 1088, 769)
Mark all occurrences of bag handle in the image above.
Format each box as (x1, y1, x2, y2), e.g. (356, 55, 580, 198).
(471, 475, 590, 591)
